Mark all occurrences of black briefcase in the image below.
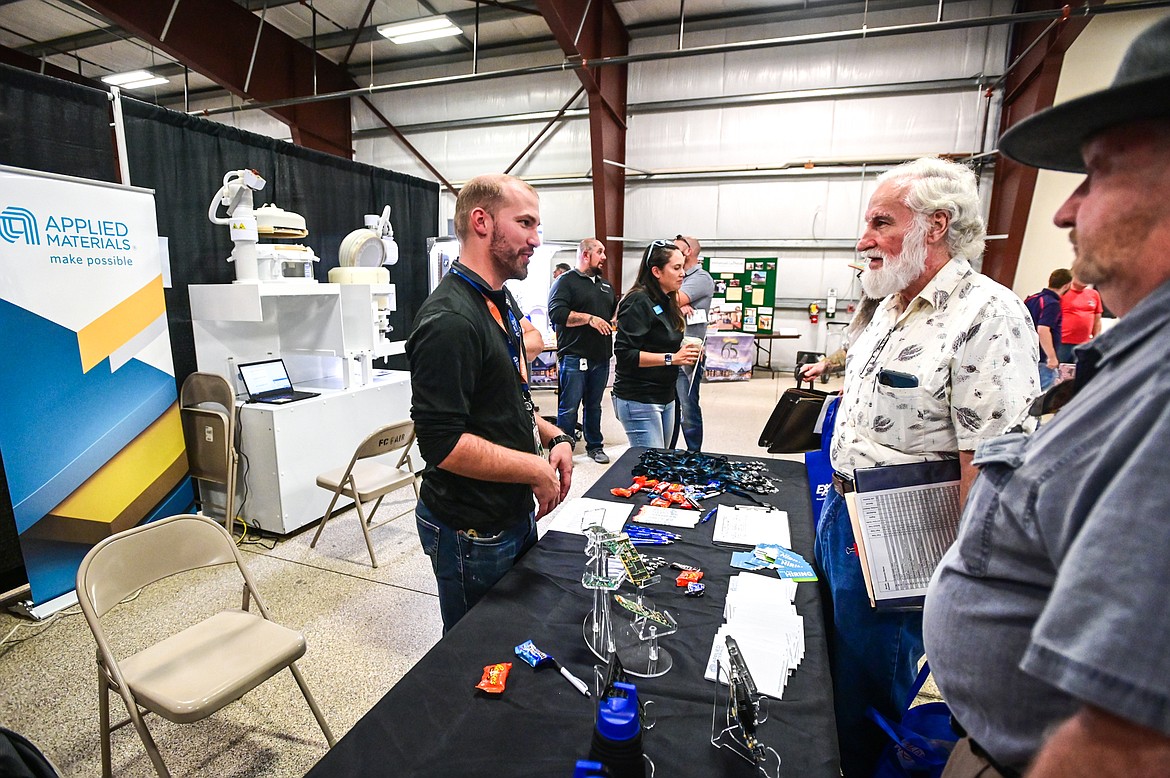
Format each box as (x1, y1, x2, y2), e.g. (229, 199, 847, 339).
(758, 387, 831, 454)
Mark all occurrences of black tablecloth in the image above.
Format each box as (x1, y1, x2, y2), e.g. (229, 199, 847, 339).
(307, 449, 839, 777)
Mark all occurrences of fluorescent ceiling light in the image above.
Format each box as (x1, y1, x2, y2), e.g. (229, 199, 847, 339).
(120, 77, 169, 89)
(101, 70, 169, 89)
(387, 27, 462, 44)
(102, 70, 153, 86)
(377, 15, 461, 44)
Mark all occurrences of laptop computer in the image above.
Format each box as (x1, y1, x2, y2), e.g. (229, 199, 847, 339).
(237, 358, 320, 404)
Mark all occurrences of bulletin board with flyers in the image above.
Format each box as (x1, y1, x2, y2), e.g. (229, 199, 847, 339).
(702, 256, 780, 334)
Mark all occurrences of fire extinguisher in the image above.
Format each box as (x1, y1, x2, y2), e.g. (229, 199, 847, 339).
(808, 302, 820, 324)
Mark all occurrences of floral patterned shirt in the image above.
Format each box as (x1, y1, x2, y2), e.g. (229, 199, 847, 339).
(830, 258, 1039, 474)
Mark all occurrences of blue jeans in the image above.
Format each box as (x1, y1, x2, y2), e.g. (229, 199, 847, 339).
(1056, 342, 1078, 364)
(1038, 363, 1057, 391)
(557, 354, 609, 451)
(814, 488, 925, 778)
(415, 499, 537, 634)
(612, 396, 675, 449)
(674, 356, 704, 451)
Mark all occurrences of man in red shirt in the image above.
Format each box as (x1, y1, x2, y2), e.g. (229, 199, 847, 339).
(1058, 275, 1102, 362)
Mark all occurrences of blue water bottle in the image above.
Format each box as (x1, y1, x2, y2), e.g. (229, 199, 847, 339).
(573, 760, 607, 778)
(587, 682, 646, 778)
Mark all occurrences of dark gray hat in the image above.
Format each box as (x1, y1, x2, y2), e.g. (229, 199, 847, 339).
(999, 15, 1170, 173)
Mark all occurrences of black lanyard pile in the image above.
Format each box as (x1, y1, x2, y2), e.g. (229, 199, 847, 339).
(632, 450, 779, 496)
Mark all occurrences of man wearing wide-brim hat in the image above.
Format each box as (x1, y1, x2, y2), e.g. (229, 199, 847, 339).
(924, 14, 1170, 778)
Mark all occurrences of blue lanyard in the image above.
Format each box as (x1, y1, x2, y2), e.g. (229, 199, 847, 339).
(450, 266, 534, 405)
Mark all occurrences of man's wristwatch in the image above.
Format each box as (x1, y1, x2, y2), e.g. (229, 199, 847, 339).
(547, 434, 574, 451)
(664, 352, 673, 366)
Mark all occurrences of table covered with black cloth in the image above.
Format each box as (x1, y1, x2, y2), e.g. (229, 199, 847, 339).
(306, 449, 839, 777)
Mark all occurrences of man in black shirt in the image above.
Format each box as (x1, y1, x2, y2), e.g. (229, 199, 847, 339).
(548, 238, 617, 464)
(407, 173, 574, 632)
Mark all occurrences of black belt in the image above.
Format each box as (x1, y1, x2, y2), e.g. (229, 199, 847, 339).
(831, 471, 855, 496)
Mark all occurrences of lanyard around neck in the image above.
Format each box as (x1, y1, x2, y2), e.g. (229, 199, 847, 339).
(450, 267, 530, 386)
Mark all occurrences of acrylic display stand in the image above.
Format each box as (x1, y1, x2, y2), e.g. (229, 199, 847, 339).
(612, 581, 677, 679)
(709, 660, 780, 776)
(582, 527, 626, 660)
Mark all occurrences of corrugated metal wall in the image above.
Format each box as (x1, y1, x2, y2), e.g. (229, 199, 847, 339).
(206, 0, 1013, 361)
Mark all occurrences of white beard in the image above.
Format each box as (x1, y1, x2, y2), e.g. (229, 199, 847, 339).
(860, 217, 929, 299)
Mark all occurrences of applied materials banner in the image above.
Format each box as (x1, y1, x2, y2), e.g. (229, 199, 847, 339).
(0, 165, 193, 606)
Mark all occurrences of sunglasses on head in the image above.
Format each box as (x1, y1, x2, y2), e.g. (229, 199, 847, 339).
(642, 238, 677, 266)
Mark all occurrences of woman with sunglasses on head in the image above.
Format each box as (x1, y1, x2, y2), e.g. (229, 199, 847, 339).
(612, 240, 703, 449)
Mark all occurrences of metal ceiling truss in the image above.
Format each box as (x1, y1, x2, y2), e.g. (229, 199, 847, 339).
(352, 76, 993, 138)
(536, 0, 630, 286)
(79, 0, 357, 157)
(981, 0, 1101, 287)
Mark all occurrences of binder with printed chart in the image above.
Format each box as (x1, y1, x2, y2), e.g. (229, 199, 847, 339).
(847, 459, 961, 610)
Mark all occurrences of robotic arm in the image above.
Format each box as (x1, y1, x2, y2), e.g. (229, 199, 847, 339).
(207, 169, 266, 282)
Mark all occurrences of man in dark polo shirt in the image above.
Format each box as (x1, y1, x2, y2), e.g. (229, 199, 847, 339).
(1024, 268, 1072, 390)
(548, 238, 617, 464)
(408, 173, 574, 632)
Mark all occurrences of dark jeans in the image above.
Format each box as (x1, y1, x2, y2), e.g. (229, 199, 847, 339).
(415, 499, 537, 633)
(674, 356, 704, 451)
(814, 488, 925, 778)
(1056, 342, 1079, 364)
(556, 353, 609, 451)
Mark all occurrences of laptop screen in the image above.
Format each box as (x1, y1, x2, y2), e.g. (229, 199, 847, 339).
(238, 359, 292, 396)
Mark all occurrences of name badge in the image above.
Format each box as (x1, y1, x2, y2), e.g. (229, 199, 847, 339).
(652, 304, 664, 315)
(580, 358, 588, 371)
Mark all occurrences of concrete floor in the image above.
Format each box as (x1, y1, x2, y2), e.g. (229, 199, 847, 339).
(0, 371, 839, 777)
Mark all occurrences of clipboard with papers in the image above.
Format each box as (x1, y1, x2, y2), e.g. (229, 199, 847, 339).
(711, 505, 790, 549)
(844, 459, 961, 610)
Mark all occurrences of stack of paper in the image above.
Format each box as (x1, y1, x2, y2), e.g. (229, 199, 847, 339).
(703, 573, 804, 699)
(633, 505, 701, 528)
(545, 497, 633, 535)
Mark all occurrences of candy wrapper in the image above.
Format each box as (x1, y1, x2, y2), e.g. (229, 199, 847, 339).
(514, 640, 550, 668)
(476, 662, 512, 694)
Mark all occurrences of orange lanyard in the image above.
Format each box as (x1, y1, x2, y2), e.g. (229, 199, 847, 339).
(482, 294, 529, 384)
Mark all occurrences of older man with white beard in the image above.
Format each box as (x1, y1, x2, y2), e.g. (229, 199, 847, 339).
(816, 157, 1039, 777)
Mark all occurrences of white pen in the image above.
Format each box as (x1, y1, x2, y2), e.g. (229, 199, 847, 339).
(552, 659, 591, 697)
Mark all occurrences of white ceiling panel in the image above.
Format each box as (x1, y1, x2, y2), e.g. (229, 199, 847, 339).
(6, 0, 94, 40)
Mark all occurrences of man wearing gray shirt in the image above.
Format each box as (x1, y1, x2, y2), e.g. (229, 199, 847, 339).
(673, 234, 714, 451)
(925, 17, 1170, 777)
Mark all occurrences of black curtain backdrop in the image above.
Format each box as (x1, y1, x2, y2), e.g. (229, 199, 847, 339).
(0, 66, 438, 595)
(0, 64, 118, 183)
(120, 98, 438, 381)
(0, 65, 120, 595)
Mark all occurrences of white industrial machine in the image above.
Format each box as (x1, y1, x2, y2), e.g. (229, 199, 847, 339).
(191, 179, 414, 533)
(329, 205, 402, 385)
(207, 169, 317, 283)
(332, 205, 400, 282)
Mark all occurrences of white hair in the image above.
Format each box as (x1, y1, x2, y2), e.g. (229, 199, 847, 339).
(877, 157, 986, 262)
